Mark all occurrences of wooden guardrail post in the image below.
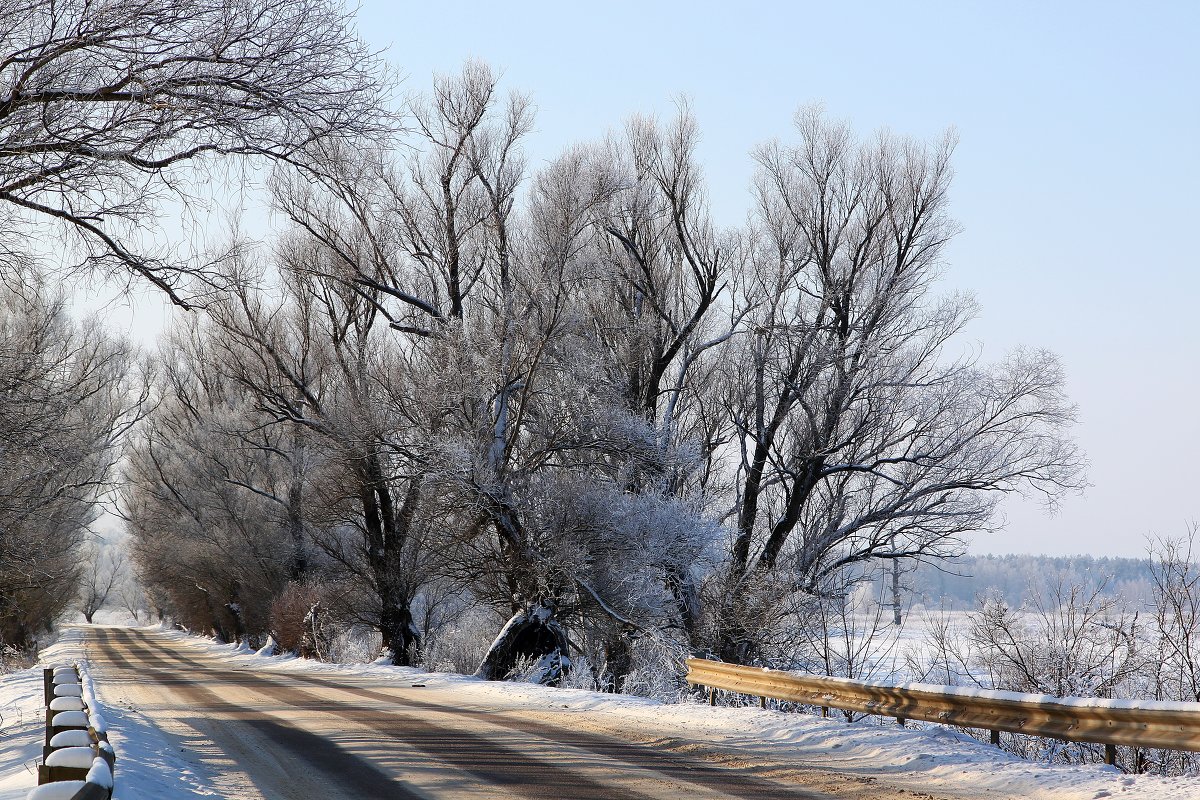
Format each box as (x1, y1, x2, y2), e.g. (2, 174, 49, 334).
(990, 729, 1000, 746)
(30, 662, 116, 800)
(1104, 743, 1117, 766)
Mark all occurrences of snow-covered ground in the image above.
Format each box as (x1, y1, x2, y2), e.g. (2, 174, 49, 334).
(3, 625, 1200, 799)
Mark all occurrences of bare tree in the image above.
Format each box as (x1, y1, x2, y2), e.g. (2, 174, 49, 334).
(582, 107, 746, 661)
(1148, 528, 1200, 703)
(204, 250, 437, 665)
(79, 544, 125, 623)
(0, 269, 143, 647)
(269, 60, 522, 333)
(712, 110, 1085, 661)
(117, 576, 149, 624)
(0, 0, 390, 302)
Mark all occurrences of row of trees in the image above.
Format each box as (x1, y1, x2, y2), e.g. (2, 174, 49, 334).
(0, 0, 387, 652)
(0, 1, 1086, 693)
(0, 274, 142, 648)
(119, 62, 1085, 685)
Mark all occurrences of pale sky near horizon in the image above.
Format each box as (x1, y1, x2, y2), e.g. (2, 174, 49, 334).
(81, 1, 1198, 559)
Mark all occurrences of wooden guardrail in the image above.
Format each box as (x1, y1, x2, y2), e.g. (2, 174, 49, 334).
(686, 658, 1200, 766)
(27, 663, 115, 800)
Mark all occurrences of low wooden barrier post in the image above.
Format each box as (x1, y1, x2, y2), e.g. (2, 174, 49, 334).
(29, 663, 116, 800)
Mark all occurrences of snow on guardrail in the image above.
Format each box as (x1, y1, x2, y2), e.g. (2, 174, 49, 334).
(687, 657, 1200, 766)
(27, 663, 115, 800)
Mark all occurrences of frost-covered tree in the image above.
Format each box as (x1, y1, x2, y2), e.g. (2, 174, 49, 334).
(711, 111, 1085, 662)
(580, 108, 745, 662)
(0, 272, 142, 648)
(203, 248, 441, 665)
(78, 543, 125, 624)
(123, 325, 304, 641)
(0, 0, 390, 302)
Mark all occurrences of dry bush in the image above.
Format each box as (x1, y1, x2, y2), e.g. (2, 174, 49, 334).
(270, 582, 330, 657)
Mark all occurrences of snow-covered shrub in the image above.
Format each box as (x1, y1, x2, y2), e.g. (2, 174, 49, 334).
(902, 606, 975, 687)
(423, 606, 500, 675)
(0, 643, 34, 674)
(268, 580, 359, 659)
(559, 655, 600, 691)
(327, 627, 382, 664)
(270, 582, 323, 656)
(619, 635, 691, 703)
(923, 582, 1143, 768)
(510, 651, 570, 686)
(968, 583, 1140, 701)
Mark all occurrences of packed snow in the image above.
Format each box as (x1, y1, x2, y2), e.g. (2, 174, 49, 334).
(2, 625, 1199, 799)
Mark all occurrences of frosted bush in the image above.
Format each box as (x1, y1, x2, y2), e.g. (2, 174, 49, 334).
(620, 636, 690, 703)
(559, 655, 600, 691)
(424, 612, 495, 675)
(327, 627, 382, 664)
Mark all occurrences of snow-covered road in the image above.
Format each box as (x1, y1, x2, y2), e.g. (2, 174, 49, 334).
(85, 627, 864, 799)
(0, 624, 1183, 799)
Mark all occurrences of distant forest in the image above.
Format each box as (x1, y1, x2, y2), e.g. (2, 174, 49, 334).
(898, 553, 1156, 610)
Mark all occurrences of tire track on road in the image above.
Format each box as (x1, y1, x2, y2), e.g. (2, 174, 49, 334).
(103, 628, 688, 800)
(115, 627, 833, 800)
(93, 627, 424, 800)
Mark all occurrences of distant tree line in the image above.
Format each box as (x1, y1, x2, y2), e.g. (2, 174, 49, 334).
(896, 553, 1157, 609)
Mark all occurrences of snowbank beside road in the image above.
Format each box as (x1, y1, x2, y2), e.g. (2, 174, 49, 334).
(0, 628, 216, 800)
(0, 629, 90, 800)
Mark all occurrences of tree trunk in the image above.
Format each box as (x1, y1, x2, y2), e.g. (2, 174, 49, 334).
(601, 632, 634, 693)
(665, 563, 700, 648)
(359, 457, 421, 667)
(286, 443, 307, 582)
(476, 602, 570, 684)
(891, 560, 903, 626)
(379, 587, 419, 666)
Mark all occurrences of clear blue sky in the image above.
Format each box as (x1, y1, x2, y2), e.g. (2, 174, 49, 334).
(94, 2, 1199, 557)
(350, 1, 1199, 557)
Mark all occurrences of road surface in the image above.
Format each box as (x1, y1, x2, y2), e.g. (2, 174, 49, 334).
(84, 626, 944, 800)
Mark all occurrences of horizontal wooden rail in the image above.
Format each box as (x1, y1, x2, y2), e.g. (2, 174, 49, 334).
(686, 658, 1200, 761)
